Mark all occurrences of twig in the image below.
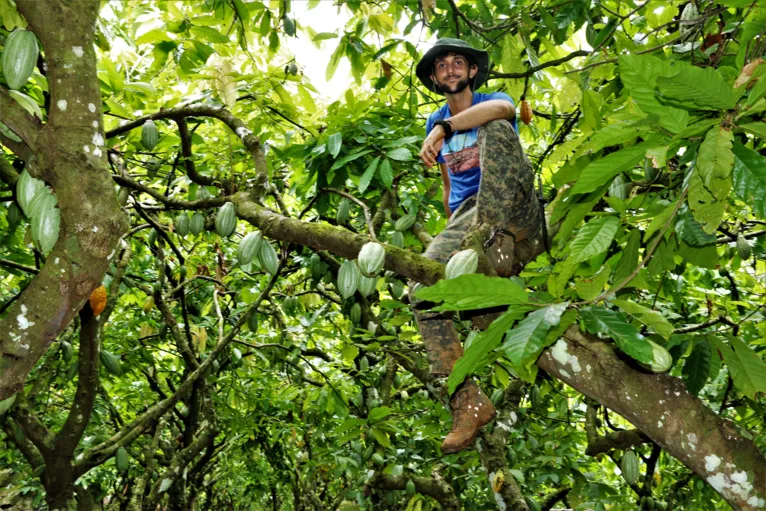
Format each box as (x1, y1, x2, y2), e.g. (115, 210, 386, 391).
(491, 50, 591, 80)
(673, 315, 738, 334)
(566, 34, 685, 75)
(322, 188, 378, 241)
(213, 289, 224, 345)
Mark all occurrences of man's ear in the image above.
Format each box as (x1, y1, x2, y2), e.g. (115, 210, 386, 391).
(469, 65, 478, 79)
(430, 75, 442, 92)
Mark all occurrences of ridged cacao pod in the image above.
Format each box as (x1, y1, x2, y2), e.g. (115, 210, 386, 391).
(238, 231, 263, 266)
(310, 253, 324, 280)
(31, 195, 59, 255)
(737, 234, 751, 260)
(215, 202, 237, 237)
(445, 249, 478, 279)
(394, 213, 416, 232)
(336, 198, 350, 224)
(520, 100, 533, 125)
(621, 451, 640, 485)
(141, 120, 160, 150)
(641, 496, 655, 510)
(680, 3, 699, 35)
(390, 231, 404, 248)
(349, 302, 361, 324)
(115, 447, 129, 473)
(530, 385, 542, 409)
(89, 285, 107, 316)
(258, 240, 279, 274)
(283, 296, 300, 316)
(638, 340, 673, 373)
(655, 502, 667, 511)
(7, 202, 22, 227)
(175, 213, 189, 237)
(2, 29, 39, 90)
(16, 169, 44, 217)
(247, 312, 258, 332)
(609, 174, 627, 200)
(60, 341, 73, 363)
(190, 212, 205, 235)
(372, 453, 384, 466)
(358, 275, 377, 297)
(100, 350, 122, 376)
(406, 479, 416, 497)
(337, 260, 360, 299)
(358, 242, 385, 277)
(28, 186, 55, 219)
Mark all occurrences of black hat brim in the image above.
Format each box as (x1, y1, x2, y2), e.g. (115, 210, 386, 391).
(416, 44, 489, 95)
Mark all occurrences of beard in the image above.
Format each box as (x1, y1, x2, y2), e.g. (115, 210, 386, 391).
(436, 75, 471, 94)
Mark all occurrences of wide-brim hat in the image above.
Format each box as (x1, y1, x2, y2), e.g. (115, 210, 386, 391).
(416, 38, 489, 95)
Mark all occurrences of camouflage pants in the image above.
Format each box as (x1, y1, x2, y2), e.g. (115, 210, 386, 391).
(412, 119, 545, 377)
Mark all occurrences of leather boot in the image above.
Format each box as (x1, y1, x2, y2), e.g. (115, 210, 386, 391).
(441, 379, 496, 454)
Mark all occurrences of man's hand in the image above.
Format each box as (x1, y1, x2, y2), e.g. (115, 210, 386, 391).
(420, 124, 445, 167)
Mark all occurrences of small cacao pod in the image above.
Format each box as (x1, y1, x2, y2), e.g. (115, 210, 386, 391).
(737, 234, 751, 260)
(215, 202, 237, 237)
(349, 302, 361, 324)
(336, 198, 350, 224)
(389, 280, 405, 300)
(89, 285, 107, 316)
(394, 213, 417, 232)
(530, 385, 542, 409)
(638, 340, 673, 373)
(141, 120, 160, 150)
(238, 231, 263, 266)
(310, 253, 324, 280)
(372, 452, 384, 466)
(7, 202, 22, 227)
(358, 275, 377, 297)
(621, 451, 640, 485)
(175, 213, 189, 237)
(115, 447, 129, 473)
(148, 228, 158, 246)
(445, 249, 478, 279)
(641, 496, 655, 510)
(390, 231, 404, 248)
(520, 99, 533, 125)
(31, 197, 59, 255)
(100, 350, 122, 376)
(406, 479, 416, 497)
(337, 260, 360, 299)
(491, 388, 504, 406)
(357, 242, 385, 277)
(247, 312, 258, 332)
(60, 341, 73, 363)
(283, 296, 300, 316)
(16, 169, 44, 217)
(2, 29, 39, 90)
(258, 240, 279, 274)
(28, 186, 56, 219)
(190, 212, 205, 235)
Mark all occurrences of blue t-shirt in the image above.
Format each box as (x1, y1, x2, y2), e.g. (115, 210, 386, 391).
(426, 91, 517, 213)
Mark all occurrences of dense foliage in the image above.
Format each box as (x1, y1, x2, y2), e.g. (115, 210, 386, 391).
(0, 0, 764, 510)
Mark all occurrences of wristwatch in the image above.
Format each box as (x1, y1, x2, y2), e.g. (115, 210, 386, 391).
(434, 119, 454, 139)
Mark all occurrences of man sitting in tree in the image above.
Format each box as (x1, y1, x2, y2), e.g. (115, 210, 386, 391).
(414, 39, 546, 453)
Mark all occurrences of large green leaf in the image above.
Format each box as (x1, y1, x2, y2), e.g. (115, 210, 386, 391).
(580, 306, 653, 364)
(675, 208, 716, 246)
(358, 157, 380, 193)
(683, 337, 712, 395)
(327, 132, 342, 158)
(571, 144, 647, 195)
(732, 142, 766, 217)
(713, 336, 766, 400)
(568, 216, 619, 263)
(500, 303, 569, 368)
(613, 229, 640, 285)
(688, 164, 727, 234)
(415, 274, 527, 311)
(696, 126, 733, 201)
(612, 299, 674, 340)
(656, 66, 738, 111)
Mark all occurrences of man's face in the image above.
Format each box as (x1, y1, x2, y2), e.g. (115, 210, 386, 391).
(431, 53, 477, 94)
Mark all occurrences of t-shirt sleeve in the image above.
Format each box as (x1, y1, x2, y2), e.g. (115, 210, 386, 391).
(487, 91, 515, 106)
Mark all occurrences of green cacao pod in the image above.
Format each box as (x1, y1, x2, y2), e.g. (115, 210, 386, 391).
(638, 340, 673, 373)
(507, 446, 518, 468)
(141, 120, 160, 150)
(190, 212, 205, 235)
(406, 479, 416, 497)
(445, 249, 478, 280)
(641, 496, 655, 510)
(100, 350, 122, 376)
(490, 388, 504, 406)
(609, 174, 627, 200)
(115, 447, 129, 473)
(655, 502, 667, 511)
(309, 253, 324, 280)
(372, 453, 384, 466)
(358, 275, 377, 297)
(349, 302, 361, 324)
(28, 186, 56, 219)
(60, 341, 73, 363)
(67, 361, 79, 381)
(175, 213, 189, 237)
(247, 312, 258, 332)
(357, 242, 385, 277)
(238, 231, 263, 266)
(680, 3, 699, 35)
(148, 228, 158, 246)
(283, 296, 300, 316)
(31, 194, 59, 255)
(337, 501, 360, 511)
(215, 202, 237, 237)
(258, 240, 279, 274)
(337, 260, 360, 299)
(737, 235, 751, 260)
(2, 29, 39, 90)
(530, 385, 542, 409)
(16, 169, 44, 217)
(394, 213, 417, 232)
(621, 451, 640, 485)
(390, 231, 404, 248)
(7, 202, 22, 227)
(336, 198, 350, 224)
(389, 280, 404, 300)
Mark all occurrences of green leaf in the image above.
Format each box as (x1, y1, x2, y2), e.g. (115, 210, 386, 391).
(571, 145, 647, 195)
(656, 66, 738, 111)
(688, 164, 727, 235)
(713, 336, 766, 400)
(327, 132, 342, 158)
(737, 122, 766, 140)
(378, 158, 393, 189)
(696, 126, 734, 201)
(329, 149, 373, 172)
(415, 274, 528, 311)
(313, 32, 339, 42)
(683, 338, 712, 395)
(732, 142, 766, 217)
(500, 303, 569, 368)
(675, 207, 716, 246)
(190, 25, 230, 44)
(9, 90, 42, 119)
(678, 240, 718, 268)
(358, 157, 380, 193)
(386, 147, 411, 161)
(326, 40, 345, 81)
(370, 427, 391, 448)
(569, 216, 619, 263)
(368, 406, 392, 422)
(613, 229, 640, 286)
(612, 299, 674, 339)
(580, 306, 653, 364)
(575, 268, 610, 301)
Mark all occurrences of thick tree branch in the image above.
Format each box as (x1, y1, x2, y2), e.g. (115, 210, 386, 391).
(366, 473, 460, 511)
(0, 87, 41, 150)
(490, 50, 591, 80)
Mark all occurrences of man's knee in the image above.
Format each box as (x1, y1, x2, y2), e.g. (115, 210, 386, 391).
(478, 119, 517, 140)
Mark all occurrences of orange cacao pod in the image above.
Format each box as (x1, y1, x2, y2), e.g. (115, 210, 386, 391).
(90, 285, 107, 316)
(520, 100, 533, 125)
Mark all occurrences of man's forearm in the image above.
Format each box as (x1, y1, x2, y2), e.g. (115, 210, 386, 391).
(447, 100, 514, 132)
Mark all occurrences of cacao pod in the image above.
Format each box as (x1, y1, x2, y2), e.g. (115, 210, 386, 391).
(115, 447, 129, 473)
(148, 228, 158, 246)
(491, 388, 504, 406)
(100, 350, 122, 376)
(406, 479, 416, 497)
(609, 174, 627, 200)
(141, 120, 160, 150)
(309, 253, 323, 279)
(638, 340, 673, 373)
(31, 197, 59, 255)
(357, 242, 385, 277)
(7, 202, 22, 227)
(507, 446, 518, 467)
(247, 312, 258, 332)
(445, 249, 478, 279)
(16, 169, 44, 217)
(358, 275, 377, 297)
(283, 296, 300, 316)
(2, 29, 39, 90)
(655, 501, 667, 511)
(190, 212, 205, 235)
(525, 497, 541, 511)
(28, 186, 56, 219)
(89, 285, 107, 316)
(372, 453, 384, 466)
(175, 213, 189, 237)
(215, 202, 237, 237)
(359, 356, 369, 371)
(621, 450, 640, 485)
(390, 231, 404, 248)
(680, 3, 699, 36)
(60, 340, 73, 363)
(67, 361, 79, 381)
(258, 240, 279, 274)
(520, 99, 533, 125)
(641, 496, 655, 510)
(336, 198, 350, 224)
(394, 213, 417, 232)
(238, 231, 263, 266)
(337, 260, 360, 299)
(349, 302, 361, 324)
(737, 234, 751, 260)
(530, 385, 542, 409)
